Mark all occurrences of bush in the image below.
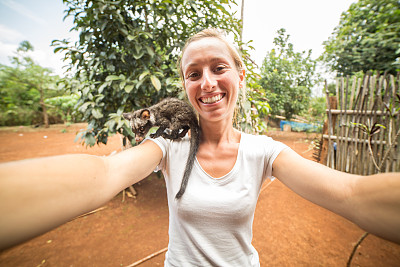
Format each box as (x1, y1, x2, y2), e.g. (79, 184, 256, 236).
(0, 108, 41, 126)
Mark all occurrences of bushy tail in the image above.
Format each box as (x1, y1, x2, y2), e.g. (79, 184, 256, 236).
(175, 125, 200, 199)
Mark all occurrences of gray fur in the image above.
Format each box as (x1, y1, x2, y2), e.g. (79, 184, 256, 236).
(123, 98, 201, 199)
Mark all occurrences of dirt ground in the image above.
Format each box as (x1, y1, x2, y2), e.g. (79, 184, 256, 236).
(0, 123, 399, 267)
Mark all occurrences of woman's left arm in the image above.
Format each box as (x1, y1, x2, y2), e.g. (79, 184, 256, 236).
(272, 147, 400, 244)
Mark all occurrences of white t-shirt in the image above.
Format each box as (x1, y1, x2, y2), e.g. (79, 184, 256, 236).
(148, 132, 288, 267)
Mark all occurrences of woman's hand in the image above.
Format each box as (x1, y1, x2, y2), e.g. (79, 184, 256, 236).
(0, 140, 162, 250)
(272, 148, 400, 244)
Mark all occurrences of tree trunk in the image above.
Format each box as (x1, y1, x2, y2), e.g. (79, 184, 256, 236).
(39, 83, 49, 128)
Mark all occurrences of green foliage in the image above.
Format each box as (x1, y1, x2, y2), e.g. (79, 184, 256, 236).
(326, 82, 337, 96)
(351, 120, 386, 136)
(45, 94, 81, 123)
(384, 93, 400, 117)
(234, 38, 271, 134)
(0, 41, 63, 126)
(303, 96, 326, 123)
(53, 0, 243, 146)
(258, 28, 319, 120)
(321, 0, 400, 76)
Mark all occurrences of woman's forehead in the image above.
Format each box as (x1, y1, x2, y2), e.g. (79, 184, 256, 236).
(181, 37, 233, 68)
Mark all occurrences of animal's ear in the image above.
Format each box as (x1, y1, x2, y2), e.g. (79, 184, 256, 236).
(122, 113, 132, 120)
(140, 109, 151, 120)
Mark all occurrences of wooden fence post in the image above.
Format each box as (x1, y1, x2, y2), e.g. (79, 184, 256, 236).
(320, 96, 337, 165)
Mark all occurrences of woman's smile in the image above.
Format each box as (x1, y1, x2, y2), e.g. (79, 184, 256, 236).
(199, 93, 226, 104)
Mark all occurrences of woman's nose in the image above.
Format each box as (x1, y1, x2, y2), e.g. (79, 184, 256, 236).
(201, 70, 217, 91)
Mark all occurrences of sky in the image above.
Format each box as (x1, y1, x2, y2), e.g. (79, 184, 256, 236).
(0, 0, 78, 75)
(0, 0, 355, 77)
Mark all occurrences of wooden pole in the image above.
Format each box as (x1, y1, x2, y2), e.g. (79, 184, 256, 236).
(126, 247, 168, 267)
(320, 80, 337, 166)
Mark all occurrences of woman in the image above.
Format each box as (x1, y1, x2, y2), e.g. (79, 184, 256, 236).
(0, 29, 399, 266)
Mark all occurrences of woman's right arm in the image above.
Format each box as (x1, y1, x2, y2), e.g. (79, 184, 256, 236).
(0, 140, 162, 251)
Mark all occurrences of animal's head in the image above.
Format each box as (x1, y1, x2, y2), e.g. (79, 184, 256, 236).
(123, 109, 153, 142)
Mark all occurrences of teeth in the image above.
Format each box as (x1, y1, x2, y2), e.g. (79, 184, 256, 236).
(202, 94, 223, 104)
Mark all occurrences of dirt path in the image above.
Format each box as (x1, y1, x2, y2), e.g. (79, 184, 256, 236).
(0, 124, 399, 266)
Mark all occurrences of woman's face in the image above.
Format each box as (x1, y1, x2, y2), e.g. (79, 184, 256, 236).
(180, 37, 244, 123)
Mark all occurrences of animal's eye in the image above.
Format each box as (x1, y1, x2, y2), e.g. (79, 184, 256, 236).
(139, 126, 145, 132)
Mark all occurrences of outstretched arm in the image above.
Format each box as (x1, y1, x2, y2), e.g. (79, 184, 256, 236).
(272, 147, 400, 244)
(0, 140, 162, 251)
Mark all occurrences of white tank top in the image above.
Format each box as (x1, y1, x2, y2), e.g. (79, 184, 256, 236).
(148, 133, 287, 266)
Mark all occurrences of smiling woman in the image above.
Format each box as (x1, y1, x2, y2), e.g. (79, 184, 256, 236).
(145, 28, 400, 266)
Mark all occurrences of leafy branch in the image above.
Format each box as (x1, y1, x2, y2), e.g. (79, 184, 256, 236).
(351, 119, 386, 171)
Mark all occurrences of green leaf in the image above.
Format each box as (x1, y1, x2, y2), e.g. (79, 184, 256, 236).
(98, 82, 109, 94)
(105, 75, 121, 81)
(146, 46, 155, 57)
(74, 131, 83, 143)
(133, 50, 144, 60)
(91, 108, 103, 119)
(124, 84, 134, 93)
(119, 28, 128, 36)
(150, 75, 161, 91)
(100, 21, 107, 31)
(79, 102, 93, 112)
(119, 80, 126, 90)
(105, 119, 116, 129)
(139, 71, 150, 81)
(53, 47, 63, 53)
(85, 134, 96, 147)
(135, 43, 141, 54)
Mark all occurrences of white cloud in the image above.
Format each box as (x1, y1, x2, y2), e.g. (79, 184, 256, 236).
(0, 0, 46, 26)
(0, 40, 18, 64)
(30, 48, 65, 75)
(0, 24, 24, 42)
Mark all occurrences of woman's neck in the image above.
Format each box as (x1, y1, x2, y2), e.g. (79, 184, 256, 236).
(199, 118, 240, 146)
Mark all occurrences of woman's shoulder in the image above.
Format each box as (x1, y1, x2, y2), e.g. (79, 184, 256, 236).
(241, 132, 288, 154)
(145, 135, 190, 153)
(241, 132, 276, 144)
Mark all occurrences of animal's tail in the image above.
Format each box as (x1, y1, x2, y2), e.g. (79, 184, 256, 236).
(175, 124, 200, 199)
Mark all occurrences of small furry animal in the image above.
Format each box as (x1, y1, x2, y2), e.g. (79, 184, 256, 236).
(123, 98, 200, 199)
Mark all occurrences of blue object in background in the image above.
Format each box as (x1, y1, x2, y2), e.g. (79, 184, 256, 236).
(280, 120, 322, 132)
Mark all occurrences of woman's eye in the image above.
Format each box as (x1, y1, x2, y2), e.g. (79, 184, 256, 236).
(215, 66, 226, 72)
(187, 72, 199, 79)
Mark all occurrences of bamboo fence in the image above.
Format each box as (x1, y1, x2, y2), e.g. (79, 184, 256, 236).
(322, 73, 400, 175)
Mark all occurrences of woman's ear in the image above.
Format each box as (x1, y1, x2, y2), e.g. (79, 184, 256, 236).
(239, 69, 245, 87)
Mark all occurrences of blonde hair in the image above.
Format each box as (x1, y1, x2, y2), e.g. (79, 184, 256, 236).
(177, 28, 244, 83)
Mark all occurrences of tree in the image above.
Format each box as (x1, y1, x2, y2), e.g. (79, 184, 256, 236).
(53, 0, 244, 146)
(45, 94, 80, 123)
(321, 0, 400, 76)
(0, 41, 61, 126)
(258, 29, 319, 120)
